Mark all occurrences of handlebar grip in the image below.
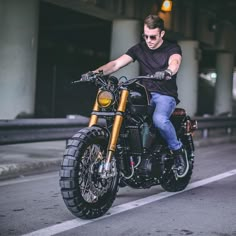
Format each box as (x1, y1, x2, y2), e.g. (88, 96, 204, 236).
(81, 72, 93, 81)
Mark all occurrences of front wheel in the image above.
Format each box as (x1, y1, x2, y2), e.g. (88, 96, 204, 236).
(60, 126, 119, 219)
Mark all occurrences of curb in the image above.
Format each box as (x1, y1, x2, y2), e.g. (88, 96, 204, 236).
(0, 159, 61, 180)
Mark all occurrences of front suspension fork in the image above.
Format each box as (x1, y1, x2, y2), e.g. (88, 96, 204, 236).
(89, 89, 129, 176)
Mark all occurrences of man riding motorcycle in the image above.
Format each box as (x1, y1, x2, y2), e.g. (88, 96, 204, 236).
(84, 15, 188, 177)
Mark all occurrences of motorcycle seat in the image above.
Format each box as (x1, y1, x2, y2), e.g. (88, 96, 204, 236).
(172, 108, 186, 116)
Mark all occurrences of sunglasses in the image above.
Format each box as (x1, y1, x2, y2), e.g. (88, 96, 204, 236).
(142, 34, 159, 40)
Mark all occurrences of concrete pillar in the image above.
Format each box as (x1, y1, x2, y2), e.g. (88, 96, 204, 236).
(177, 41, 199, 116)
(214, 53, 234, 115)
(0, 0, 39, 119)
(110, 19, 141, 80)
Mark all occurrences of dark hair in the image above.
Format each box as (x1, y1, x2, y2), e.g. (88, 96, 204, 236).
(144, 15, 164, 31)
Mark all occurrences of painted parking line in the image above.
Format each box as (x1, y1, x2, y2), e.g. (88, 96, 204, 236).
(22, 169, 236, 236)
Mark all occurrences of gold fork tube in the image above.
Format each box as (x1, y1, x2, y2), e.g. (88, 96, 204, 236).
(106, 89, 129, 163)
(88, 92, 100, 127)
(108, 115, 123, 151)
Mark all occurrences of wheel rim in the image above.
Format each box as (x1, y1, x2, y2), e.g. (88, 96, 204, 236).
(78, 144, 116, 203)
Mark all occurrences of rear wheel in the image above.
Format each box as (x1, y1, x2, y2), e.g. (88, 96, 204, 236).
(161, 139, 194, 192)
(60, 126, 119, 219)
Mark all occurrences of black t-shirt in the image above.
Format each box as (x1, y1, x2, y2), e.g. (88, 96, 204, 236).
(125, 40, 182, 103)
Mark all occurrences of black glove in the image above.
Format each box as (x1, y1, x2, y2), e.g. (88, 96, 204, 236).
(153, 69, 172, 80)
(80, 71, 94, 81)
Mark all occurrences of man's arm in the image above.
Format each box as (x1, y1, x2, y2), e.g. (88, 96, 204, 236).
(153, 53, 182, 80)
(167, 54, 182, 75)
(94, 54, 133, 75)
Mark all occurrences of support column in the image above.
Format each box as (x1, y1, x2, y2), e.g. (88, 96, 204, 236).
(0, 0, 39, 119)
(214, 53, 234, 115)
(177, 41, 199, 116)
(110, 19, 141, 79)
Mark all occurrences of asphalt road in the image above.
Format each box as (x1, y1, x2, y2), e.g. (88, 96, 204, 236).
(0, 143, 236, 236)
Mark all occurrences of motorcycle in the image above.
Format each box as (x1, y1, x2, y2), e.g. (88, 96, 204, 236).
(60, 71, 197, 219)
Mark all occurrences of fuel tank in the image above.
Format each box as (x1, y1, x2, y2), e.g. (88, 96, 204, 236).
(128, 82, 151, 115)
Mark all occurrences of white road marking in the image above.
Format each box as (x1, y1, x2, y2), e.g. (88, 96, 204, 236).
(21, 169, 236, 236)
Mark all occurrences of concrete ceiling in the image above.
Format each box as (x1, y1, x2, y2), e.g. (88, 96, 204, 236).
(201, 0, 236, 28)
(43, 0, 236, 29)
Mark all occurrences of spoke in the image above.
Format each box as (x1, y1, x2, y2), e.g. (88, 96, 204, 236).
(78, 142, 117, 203)
(88, 144, 100, 161)
(79, 144, 102, 202)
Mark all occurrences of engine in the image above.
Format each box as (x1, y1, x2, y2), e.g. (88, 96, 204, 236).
(121, 150, 169, 189)
(137, 153, 164, 178)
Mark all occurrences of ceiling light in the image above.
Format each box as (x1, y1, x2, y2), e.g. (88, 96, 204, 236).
(161, 0, 173, 12)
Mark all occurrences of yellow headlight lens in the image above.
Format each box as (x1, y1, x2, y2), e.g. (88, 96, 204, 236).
(97, 90, 114, 108)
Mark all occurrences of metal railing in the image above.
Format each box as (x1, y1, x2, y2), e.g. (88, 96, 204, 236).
(195, 116, 236, 138)
(0, 115, 235, 145)
(0, 116, 90, 145)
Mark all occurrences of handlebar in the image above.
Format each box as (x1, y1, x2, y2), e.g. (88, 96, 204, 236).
(72, 71, 171, 86)
(121, 75, 159, 86)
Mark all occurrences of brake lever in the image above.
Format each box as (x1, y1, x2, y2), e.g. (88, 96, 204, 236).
(72, 71, 104, 85)
(71, 72, 94, 84)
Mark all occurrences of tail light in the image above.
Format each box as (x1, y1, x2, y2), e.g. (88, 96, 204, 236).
(186, 119, 198, 134)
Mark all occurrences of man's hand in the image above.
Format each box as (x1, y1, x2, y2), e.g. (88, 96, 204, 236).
(153, 69, 172, 80)
(80, 71, 94, 81)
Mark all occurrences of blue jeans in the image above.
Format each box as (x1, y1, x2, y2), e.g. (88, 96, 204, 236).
(150, 92, 182, 151)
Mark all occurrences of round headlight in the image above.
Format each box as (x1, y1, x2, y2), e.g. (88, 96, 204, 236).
(97, 90, 114, 108)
